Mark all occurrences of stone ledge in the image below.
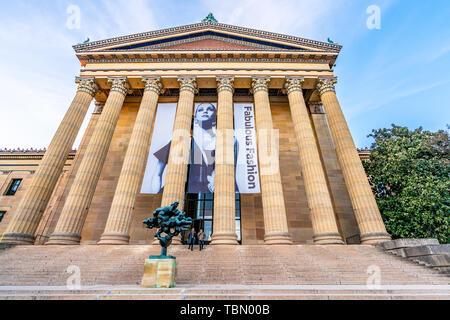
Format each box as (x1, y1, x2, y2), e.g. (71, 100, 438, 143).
(378, 239, 450, 275)
(0, 244, 16, 251)
(379, 239, 440, 251)
(404, 244, 450, 258)
(411, 255, 450, 268)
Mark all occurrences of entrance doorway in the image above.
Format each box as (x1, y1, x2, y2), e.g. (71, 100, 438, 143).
(183, 193, 242, 244)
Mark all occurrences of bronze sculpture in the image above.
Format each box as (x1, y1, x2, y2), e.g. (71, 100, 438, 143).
(143, 201, 192, 257)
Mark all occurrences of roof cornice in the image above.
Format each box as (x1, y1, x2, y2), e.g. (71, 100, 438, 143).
(73, 21, 342, 54)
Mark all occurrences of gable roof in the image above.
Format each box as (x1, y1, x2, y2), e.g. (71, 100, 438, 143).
(75, 21, 340, 52)
(74, 21, 341, 66)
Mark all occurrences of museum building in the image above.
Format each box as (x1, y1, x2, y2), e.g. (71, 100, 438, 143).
(0, 17, 391, 246)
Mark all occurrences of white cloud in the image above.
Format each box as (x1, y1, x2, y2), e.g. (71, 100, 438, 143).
(96, 0, 158, 37)
(0, 1, 160, 149)
(202, 0, 343, 39)
(427, 44, 450, 63)
(346, 79, 450, 116)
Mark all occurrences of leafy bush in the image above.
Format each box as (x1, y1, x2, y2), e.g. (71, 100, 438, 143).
(363, 125, 449, 243)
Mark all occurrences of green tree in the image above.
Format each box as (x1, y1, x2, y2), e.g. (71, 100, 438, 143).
(363, 125, 449, 243)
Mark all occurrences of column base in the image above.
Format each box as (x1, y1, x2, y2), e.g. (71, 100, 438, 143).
(360, 232, 392, 245)
(264, 232, 293, 245)
(97, 232, 130, 245)
(46, 232, 81, 245)
(1, 233, 35, 245)
(211, 232, 239, 245)
(313, 232, 344, 245)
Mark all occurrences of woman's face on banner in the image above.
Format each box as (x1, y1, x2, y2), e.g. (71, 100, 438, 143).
(195, 104, 215, 123)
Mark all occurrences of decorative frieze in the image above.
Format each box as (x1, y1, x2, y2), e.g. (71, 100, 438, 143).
(75, 77, 98, 97)
(107, 78, 131, 96)
(284, 77, 305, 94)
(178, 77, 198, 94)
(251, 77, 271, 93)
(316, 78, 337, 96)
(83, 58, 333, 65)
(216, 77, 234, 93)
(142, 77, 164, 95)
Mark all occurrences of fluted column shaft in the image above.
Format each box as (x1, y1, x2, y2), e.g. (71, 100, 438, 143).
(159, 77, 197, 245)
(3, 78, 98, 244)
(317, 78, 391, 245)
(211, 77, 238, 245)
(285, 78, 343, 245)
(98, 78, 162, 245)
(160, 77, 197, 209)
(252, 78, 292, 245)
(47, 78, 130, 245)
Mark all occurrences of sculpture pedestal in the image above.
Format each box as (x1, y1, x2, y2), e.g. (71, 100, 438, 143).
(141, 256, 177, 288)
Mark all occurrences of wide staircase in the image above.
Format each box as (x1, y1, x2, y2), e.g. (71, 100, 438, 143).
(0, 245, 448, 300)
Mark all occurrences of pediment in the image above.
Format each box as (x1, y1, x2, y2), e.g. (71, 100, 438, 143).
(114, 34, 294, 52)
(161, 38, 258, 50)
(74, 21, 341, 54)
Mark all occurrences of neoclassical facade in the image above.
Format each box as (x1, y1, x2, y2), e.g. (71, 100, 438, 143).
(1, 19, 391, 246)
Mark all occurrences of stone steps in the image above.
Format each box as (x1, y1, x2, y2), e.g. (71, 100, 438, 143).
(1, 285, 449, 300)
(0, 245, 448, 293)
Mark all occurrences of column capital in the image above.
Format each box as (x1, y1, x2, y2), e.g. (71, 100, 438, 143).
(316, 78, 338, 96)
(284, 77, 305, 94)
(178, 77, 198, 94)
(142, 77, 164, 95)
(75, 77, 98, 97)
(107, 78, 132, 96)
(216, 77, 235, 93)
(93, 101, 105, 114)
(251, 77, 270, 94)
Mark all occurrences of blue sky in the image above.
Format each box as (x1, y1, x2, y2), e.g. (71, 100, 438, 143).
(0, 0, 449, 149)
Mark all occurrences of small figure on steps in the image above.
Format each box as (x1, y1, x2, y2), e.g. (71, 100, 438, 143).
(187, 228, 197, 251)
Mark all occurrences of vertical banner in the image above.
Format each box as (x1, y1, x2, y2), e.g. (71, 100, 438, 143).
(188, 103, 217, 194)
(234, 104, 261, 193)
(141, 103, 177, 194)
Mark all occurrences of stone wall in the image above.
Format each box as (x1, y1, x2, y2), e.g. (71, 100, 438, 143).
(1, 96, 359, 245)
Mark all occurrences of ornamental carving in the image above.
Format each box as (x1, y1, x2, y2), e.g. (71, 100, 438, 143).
(142, 77, 164, 95)
(216, 77, 235, 93)
(251, 77, 271, 93)
(316, 78, 337, 96)
(178, 77, 198, 94)
(75, 77, 98, 97)
(284, 77, 305, 94)
(107, 78, 131, 96)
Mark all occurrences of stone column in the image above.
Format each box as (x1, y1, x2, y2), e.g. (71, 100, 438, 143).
(160, 77, 197, 210)
(2, 78, 98, 244)
(285, 78, 343, 244)
(158, 77, 197, 245)
(252, 77, 292, 245)
(211, 77, 238, 245)
(317, 78, 391, 244)
(98, 78, 163, 245)
(47, 78, 130, 245)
